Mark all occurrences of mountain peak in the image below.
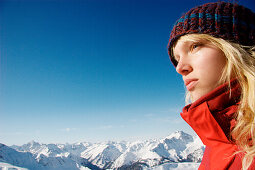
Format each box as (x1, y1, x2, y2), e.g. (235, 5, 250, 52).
(165, 131, 190, 140)
(28, 140, 40, 145)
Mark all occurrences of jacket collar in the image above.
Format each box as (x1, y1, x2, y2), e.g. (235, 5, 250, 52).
(183, 78, 241, 113)
(181, 78, 241, 145)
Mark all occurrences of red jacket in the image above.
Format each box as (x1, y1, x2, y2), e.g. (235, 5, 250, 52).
(180, 79, 255, 170)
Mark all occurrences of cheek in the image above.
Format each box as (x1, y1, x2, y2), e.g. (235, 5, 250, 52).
(201, 60, 225, 75)
(196, 52, 226, 81)
(209, 53, 226, 76)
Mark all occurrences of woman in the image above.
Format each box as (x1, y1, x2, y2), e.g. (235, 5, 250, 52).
(167, 2, 255, 170)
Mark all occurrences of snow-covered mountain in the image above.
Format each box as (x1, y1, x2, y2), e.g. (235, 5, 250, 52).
(0, 131, 204, 170)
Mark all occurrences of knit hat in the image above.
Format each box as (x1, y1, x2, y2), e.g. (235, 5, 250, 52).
(168, 2, 255, 67)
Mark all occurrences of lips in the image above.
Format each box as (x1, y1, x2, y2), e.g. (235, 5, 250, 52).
(184, 79, 198, 91)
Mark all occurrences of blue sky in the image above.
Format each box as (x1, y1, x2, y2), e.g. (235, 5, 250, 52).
(1, 0, 254, 145)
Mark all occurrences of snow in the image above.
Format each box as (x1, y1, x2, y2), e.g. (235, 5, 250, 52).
(80, 142, 122, 168)
(0, 162, 28, 170)
(0, 131, 204, 170)
(112, 151, 138, 167)
(147, 162, 200, 170)
(0, 162, 199, 170)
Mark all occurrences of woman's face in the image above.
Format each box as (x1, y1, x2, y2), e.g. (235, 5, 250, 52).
(173, 38, 226, 101)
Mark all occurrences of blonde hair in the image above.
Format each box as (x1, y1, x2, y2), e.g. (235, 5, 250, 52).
(173, 34, 255, 169)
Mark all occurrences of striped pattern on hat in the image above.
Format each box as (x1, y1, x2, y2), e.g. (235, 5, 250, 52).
(168, 2, 255, 67)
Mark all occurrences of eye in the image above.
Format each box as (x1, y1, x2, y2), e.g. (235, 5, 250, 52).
(190, 42, 202, 52)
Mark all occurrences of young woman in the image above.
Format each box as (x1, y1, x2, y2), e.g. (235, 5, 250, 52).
(167, 2, 255, 170)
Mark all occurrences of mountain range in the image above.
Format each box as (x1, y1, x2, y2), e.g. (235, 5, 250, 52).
(0, 131, 204, 170)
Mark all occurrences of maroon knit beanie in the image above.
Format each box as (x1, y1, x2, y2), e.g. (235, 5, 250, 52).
(168, 2, 255, 67)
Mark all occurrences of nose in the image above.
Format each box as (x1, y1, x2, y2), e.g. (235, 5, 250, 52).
(176, 58, 193, 76)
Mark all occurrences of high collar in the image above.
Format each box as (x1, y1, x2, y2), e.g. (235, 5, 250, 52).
(183, 78, 241, 114)
(181, 79, 241, 146)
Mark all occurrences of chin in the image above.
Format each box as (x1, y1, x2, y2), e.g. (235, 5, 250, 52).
(190, 92, 204, 102)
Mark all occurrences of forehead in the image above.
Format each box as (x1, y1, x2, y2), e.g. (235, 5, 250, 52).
(174, 39, 191, 48)
(173, 39, 192, 55)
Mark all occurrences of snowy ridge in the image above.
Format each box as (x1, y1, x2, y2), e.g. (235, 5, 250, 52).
(0, 131, 205, 170)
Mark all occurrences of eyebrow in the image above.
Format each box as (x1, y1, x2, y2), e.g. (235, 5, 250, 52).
(172, 48, 180, 61)
(172, 40, 198, 61)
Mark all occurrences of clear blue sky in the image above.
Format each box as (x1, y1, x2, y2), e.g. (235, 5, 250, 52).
(1, 0, 254, 145)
